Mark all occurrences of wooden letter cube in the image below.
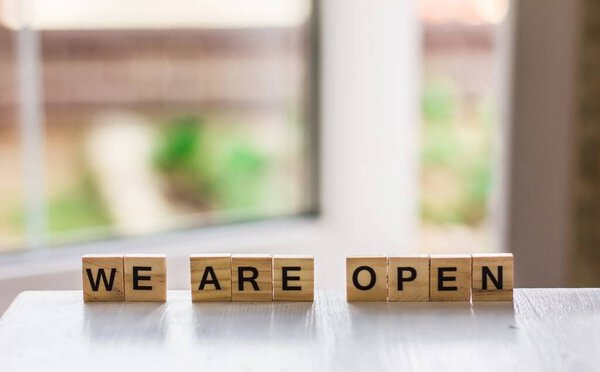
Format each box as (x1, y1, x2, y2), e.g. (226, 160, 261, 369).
(190, 254, 232, 302)
(273, 255, 314, 302)
(82, 254, 125, 302)
(346, 256, 387, 302)
(388, 255, 430, 302)
(430, 254, 471, 302)
(231, 254, 273, 302)
(124, 254, 167, 302)
(472, 253, 514, 301)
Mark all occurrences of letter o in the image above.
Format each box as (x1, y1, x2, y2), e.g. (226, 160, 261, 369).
(352, 266, 376, 290)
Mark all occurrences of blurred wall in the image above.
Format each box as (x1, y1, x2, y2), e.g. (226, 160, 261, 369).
(505, 0, 600, 287)
(502, 0, 579, 287)
(571, 0, 600, 286)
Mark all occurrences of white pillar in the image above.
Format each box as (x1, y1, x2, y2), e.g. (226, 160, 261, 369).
(320, 0, 421, 253)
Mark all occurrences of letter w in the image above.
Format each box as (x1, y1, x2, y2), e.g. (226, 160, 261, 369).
(86, 268, 117, 291)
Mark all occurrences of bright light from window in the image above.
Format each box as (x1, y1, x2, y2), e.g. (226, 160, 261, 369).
(1, 0, 311, 30)
(419, 0, 509, 25)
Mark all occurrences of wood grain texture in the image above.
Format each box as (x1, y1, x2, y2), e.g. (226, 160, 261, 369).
(388, 255, 430, 302)
(472, 253, 514, 301)
(430, 254, 471, 301)
(124, 254, 167, 302)
(190, 254, 232, 302)
(1, 289, 600, 372)
(273, 255, 314, 302)
(82, 254, 124, 302)
(346, 256, 387, 301)
(231, 254, 273, 302)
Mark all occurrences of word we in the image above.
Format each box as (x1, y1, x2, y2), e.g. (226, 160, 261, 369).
(347, 253, 513, 302)
(82, 254, 314, 302)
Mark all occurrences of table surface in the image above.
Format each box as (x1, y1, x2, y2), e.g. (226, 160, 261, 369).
(1, 289, 599, 372)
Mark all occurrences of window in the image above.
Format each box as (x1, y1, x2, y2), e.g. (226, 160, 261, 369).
(418, 0, 509, 253)
(0, 0, 317, 251)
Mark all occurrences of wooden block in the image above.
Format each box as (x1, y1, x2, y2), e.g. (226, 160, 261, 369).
(273, 255, 314, 302)
(346, 256, 387, 302)
(82, 254, 125, 302)
(388, 255, 430, 302)
(472, 253, 514, 301)
(430, 254, 471, 302)
(124, 254, 167, 302)
(231, 254, 273, 302)
(190, 254, 232, 302)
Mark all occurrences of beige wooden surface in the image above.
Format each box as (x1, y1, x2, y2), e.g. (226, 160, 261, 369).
(273, 255, 314, 301)
(123, 254, 167, 302)
(388, 255, 430, 301)
(231, 254, 273, 302)
(82, 254, 125, 302)
(472, 253, 514, 301)
(430, 254, 472, 301)
(190, 254, 232, 302)
(346, 256, 387, 301)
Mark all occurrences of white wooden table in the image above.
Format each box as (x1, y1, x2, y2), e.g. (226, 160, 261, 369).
(1, 289, 599, 371)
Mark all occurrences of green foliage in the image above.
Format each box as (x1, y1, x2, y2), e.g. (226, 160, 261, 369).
(5, 175, 111, 237)
(154, 116, 204, 172)
(422, 79, 456, 124)
(153, 115, 269, 212)
(212, 141, 268, 210)
(153, 116, 214, 204)
(460, 155, 492, 224)
(459, 100, 493, 224)
(47, 175, 112, 233)
(421, 80, 460, 167)
(2, 203, 25, 238)
(420, 79, 493, 226)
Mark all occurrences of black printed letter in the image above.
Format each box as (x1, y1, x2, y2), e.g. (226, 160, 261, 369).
(482, 266, 503, 290)
(86, 268, 117, 291)
(397, 267, 417, 291)
(198, 266, 222, 290)
(438, 267, 457, 291)
(133, 266, 152, 290)
(238, 267, 259, 291)
(282, 266, 302, 291)
(352, 266, 376, 290)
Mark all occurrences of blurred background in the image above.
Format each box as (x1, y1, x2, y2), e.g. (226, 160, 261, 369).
(0, 0, 316, 248)
(0, 0, 597, 312)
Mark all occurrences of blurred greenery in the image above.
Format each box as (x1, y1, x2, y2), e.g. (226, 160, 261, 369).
(5, 174, 112, 236)
(421, 79, 493, 226)
(153, 115, 269, 212)
(2, 115, 272, 248)
(47, 175, 112, 232)
(4, 85, 493, 247)
(153, 116, 214, 206)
